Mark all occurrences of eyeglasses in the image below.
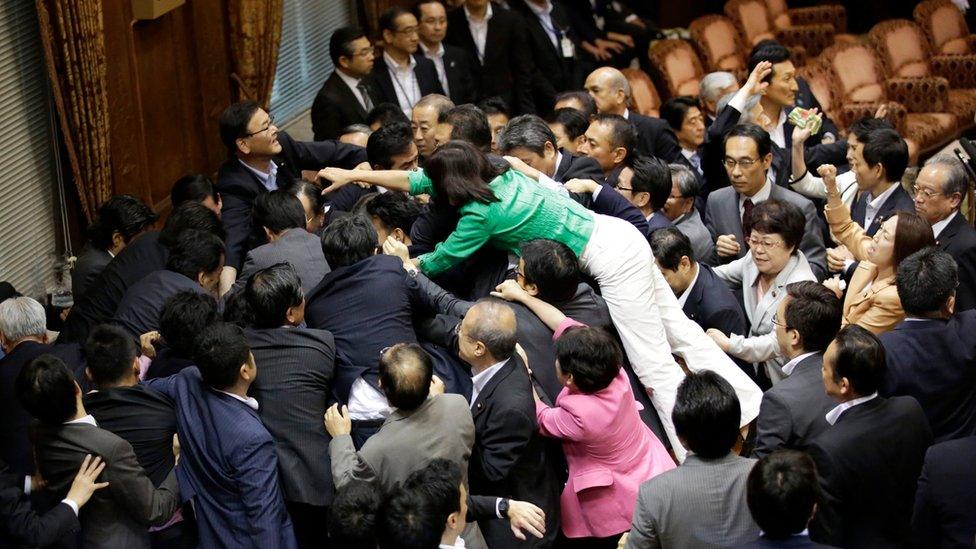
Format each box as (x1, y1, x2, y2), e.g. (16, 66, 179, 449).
(613, 184, 634, 192)
(723, 157, 760, 169)
(770, 317, 788, 328)
(912, 184, 946, 200)
(244, 115, 275, 137)
(747, 236, 785, 250)
(514, 267, 525, 279)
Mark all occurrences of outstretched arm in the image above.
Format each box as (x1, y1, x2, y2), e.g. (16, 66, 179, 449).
(491, 280, 567, 332)
(318, 168, 414, 194)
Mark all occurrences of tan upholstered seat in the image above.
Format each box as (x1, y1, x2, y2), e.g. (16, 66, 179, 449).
(724, 0, 832, 58)
(621, 68, 661, 118)
(689, 15, 748, 79)
(648, 39, 705, 99)
(914, 0, 976, 55)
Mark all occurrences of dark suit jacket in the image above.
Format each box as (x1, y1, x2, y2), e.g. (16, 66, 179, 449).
(445, 3, 536, 114)
(310, 71, 382, 141)
(879, 314, 976, 442)
(850, 184, 915, 237)
(71, 245, 112, 303)
(112, 270, 205, 339)
(370, 52, 444, 109)
(145, 347, 194, 381)
(808, 396, 933, 548)
(753, 352, 835, 458)
(246, 326, 336, 507)
(508, 0, 579, 114)
(937, 212, 976, 311)
(0, 459, 79, 549)
(552, 149, 606, 184)
(681, 264, 748, 337)
(0, 342, 85, 476)
(216, 132, 367, 270)
(145, 367, 296, 549)
(60, 231, 168, 344)
(912, 435, 976, 548)
(84, 385, 177, 487)
(629, 112, 683, 163)
(795, 76, 840, 140)
(33, 420, 180, 549)
(737, 535, 837, 548)
(646, 213, 673, 235)
(419, 43, 479, 106)
(469, 357, 559, 548)
(231, 228, 330, 296)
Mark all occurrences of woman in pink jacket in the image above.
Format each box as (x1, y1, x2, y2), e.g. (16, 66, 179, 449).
(493, 280, 676, 547)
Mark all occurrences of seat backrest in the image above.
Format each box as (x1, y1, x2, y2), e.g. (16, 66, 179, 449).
(622, 68, 661, 117)
(822, 42, 886, 103)
(869, 20, 932, 79)
(914, 0, 972, 54)
(764, 0, 792, 29)
(649, 39, 705, 98)
(798, 59, 835, 115)
(725, 0, 775, 46)
(690, 15, 747, 74)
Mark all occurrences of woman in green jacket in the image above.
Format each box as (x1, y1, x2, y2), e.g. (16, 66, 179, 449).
(319, 140, 761, 458)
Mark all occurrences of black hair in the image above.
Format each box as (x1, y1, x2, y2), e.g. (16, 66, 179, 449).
(379, 6, 411, 33)
(367, 120, 416, 169)
(555, 326, 622, 393)
(245, 263, 305, 329)
(367, 103, 410, 129)
(281, 179, 327, 217)
(848, 117, 894, 141)
(329, 481, 381, 548)
(165, 229, 225, 281)
(87, 195, 158, 250)
(159, 291, 220, 357)
(171, 174, 219, 208)
(320, 214, 378, 268)
(548, 108, 589, 141)
(746, 199, 805, 252)
(725, 123, 772, 159)
(783, 281, 842, 353)
(252, 190, 306, 234)
(519, 239, 581, 303)
(627, 156, 672, 210)
(672, 370, 741, 459)
(219, 101, 262, 155)
(380, 458, 463, 549)
(478, 96, 510, 118)
(85, 324, 138, 387)
(439, 105, 492, 151)
(497, 114, 556, 156)
(860, 128, 909, 182)
(829, 325, 886, 396)
(650, 227, 695, 270)
(379, 343, 434, 410)
(424, 140, 501, 205)
(747, 43, 793, 83)
(660, 96, 701, 132)
(194, 322, 251, 390)
(365, 192, 424, 235)
(896, 247, 959, 316)
(411, 0, 446, 19)
(329, 26, 368, 67)
(592, 113, 637, 154)
(747, 450, 821, 539)
(159, 201, 226, 248)
(554, 90, 597, 120)
(16, 354, 78, 426)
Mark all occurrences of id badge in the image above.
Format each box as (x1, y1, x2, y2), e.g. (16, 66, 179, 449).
(561, 36, 575, 58)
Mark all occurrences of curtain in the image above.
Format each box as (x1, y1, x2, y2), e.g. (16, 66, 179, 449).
(228, 0, 284, 107)
(36, 0, 112, 223)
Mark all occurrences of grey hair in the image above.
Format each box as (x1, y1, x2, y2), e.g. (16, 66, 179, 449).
(0, 297, 46, 342)
(924, 153, 971, 198)
(700, 72, 738, 102)
(467, 299, 517, 360)
(415, 93, 455, 117)
(339, 123, 372, 136)
(717, 91, 761, 124)
(669, 163, 701, 198)
(497, 114, 557, 155)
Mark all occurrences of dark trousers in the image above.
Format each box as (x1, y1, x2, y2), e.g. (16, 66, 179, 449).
(555, 532, 623, 549)
(351, 419, 384, 450)
(287, 501, 331, 549)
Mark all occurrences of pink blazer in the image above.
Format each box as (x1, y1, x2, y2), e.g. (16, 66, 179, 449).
(535, 319, 676, 538)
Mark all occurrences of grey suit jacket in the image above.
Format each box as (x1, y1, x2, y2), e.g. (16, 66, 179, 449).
(626, 453, 759, 549)
(330, 393, 475, 495)
(33, 421, 180, 549)
(675, 209, 715, 263)
(753, 352, 835, 459)
(232, 228, 330, 296)
(703, 184, 827, 280)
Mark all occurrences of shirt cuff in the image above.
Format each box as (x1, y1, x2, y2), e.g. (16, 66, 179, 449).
(727, 93, 748, 114)
(61, 499, 80, 516)
(23, 476, 31, 495)
(591, 184, 603, 201)
(495, 497, 503, 519)
(843, 258, 855, 271)
(537, 173, 562, 192)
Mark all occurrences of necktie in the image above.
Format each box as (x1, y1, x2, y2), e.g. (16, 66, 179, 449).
(688, 152, 702, 175)
(356, 82, 374, 112)
(742, 198, 755, 239)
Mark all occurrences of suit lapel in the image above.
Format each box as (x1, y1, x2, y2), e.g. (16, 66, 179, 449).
(371, 56, 397, 106)
(471, 358, 515, 418)
(330, 72, 368, 119)
(553, 149, 573, 181)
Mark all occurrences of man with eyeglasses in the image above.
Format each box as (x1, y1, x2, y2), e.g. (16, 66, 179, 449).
(413, 0, 477, 106)
(371, 8, 444, 119)
(311, 27, 383, 141)
(912, 153, 976, 311)
(703, 123, 828, 280)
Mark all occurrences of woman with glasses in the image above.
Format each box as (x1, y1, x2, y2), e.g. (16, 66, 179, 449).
(707, 199, 817, 385)
(818, 164, 936, 334)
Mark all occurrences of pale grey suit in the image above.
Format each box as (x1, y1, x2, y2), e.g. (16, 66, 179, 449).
(231, 228, 330, 296)
(625, 453, 759, 549)
(674, 209, 715, 263)
(753, 352, 834, 458)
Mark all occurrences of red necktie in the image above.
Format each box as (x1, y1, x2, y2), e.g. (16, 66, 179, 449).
(742, 199, 755, 239)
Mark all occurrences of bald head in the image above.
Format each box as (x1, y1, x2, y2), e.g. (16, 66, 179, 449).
(585, 67, 631, 116)
(379, 343, 434, 410)
(463, 299, 517, 364)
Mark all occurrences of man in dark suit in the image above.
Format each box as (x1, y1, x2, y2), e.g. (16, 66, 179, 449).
(371, 7, 445, 117)
(0, 296, 85, 477)
(847, 128, 914, 236)
(445, 0, 536, 115)
(584, 67, 683, 163)
(508, 0, 580, 115)
(144, 291, 219, 380)
(311, 27, 382, 141)
(808, 325, 933, 548)
(457, 300, 559, 548)
(112, 230, 224, 339)
(20, 355, 181, 549)
(145, 323, 297, 548)
(880, 248, 976, 442)
(242, 264, 336, 549)
(913, 153, 976, 311)
(215, 101, 366, 289)
(751, 282, 842, 458)
(664, 163, 715, 261)
(414, 1, 477, 106)
(912, 435, 976, 547)
(59, 202, 224, 344)
(660, 96, 706, 188)
(612, 156, 675, 235)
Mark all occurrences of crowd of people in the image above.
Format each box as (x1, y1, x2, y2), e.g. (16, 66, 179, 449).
(2, 0, 976, 547)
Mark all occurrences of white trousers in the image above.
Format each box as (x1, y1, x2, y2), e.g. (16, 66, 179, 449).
(579, 214, 762, 461)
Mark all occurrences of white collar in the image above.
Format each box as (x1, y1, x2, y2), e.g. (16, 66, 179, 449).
(867, 182, 900, 210)
(622, 108, 630, 120)
(464, 3, 493, 23)
(471, 359, 507, 401)
(740, 177, 772, 207)
(931, 210, 958, 239)
(681, 147, 698, 160)
(383, 50, 417, 71)
(65, 414, 98, 427)
(335, 68, 363, 91)
(782, 351, 818, 377)
(825, 392, 878, 425)
(676, 263, 701, 308)
(551, 150, 563, 178)
(419, 41, 445, 58)
(525, 0, 552, 17)
(238, 158, 277, 179)
(440, 536, 466, 549)
(214, 389, 260, 411)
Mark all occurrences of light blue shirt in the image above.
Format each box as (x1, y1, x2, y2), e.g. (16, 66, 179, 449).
(239, 159, 278, 192)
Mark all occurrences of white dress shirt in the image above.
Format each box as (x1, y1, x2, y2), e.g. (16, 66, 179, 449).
(781, 351, 817, 377)
(525, 0, 559, 49)
(470, 359, 507, 407)
(863, 182, 900, 230)
(682, 147, 703, 175)
(790, 167, 858, 208)
(464, 3, 493, 63)
(348, 378, 392, 420)
(384, 51, 422, 116)
(214, 389, 260, 411)
(739, 178, 773, 219)
(239, 159, 278, 192)
(419, 42, 450, 97)
(769, 109, 788, 150)
(931, 210, 958, 239)
(825, 392, 879, 425)
(336, 69, 369, 111)
(676, 263, 702, 308)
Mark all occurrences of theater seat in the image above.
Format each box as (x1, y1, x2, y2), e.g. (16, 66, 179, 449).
(621, 68, 661, 118)
(914, 0, 976, 55)
(766, 0, 847, 33)
(689, 15, 748, 79)
(724, 0, 829, 58)
(648, 39, 705, 99)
